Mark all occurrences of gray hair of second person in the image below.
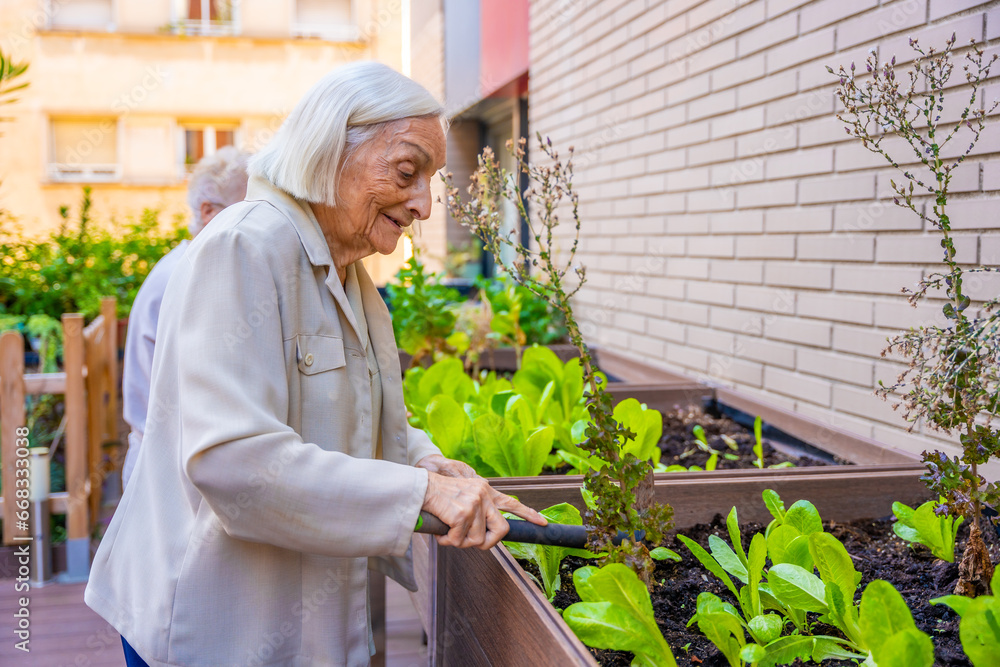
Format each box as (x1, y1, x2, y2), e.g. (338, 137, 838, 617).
(186, 146, 251, 236)
(247, 61, 446, 208)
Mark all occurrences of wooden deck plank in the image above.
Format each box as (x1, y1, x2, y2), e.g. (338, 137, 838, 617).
(0, 572, 427, 666)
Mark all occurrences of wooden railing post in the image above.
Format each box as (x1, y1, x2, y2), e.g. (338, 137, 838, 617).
(100, 297, 119, 464)
(84, 316, 103, 533)
(62, 314, 88, 545)
(1, 331, 28, 545)
(83, 298, 118, 533)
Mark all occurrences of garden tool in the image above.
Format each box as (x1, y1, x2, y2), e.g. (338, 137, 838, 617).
(415, 511, 645, 549)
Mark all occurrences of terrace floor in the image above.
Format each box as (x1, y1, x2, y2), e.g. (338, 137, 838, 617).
(0, 576, 426, 666)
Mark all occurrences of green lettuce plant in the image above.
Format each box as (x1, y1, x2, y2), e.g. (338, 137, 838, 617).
(403, 350, 590, 476)
(416, 380, 554, 477)
(557, 398, 663, 474)
(679, 491, 923, 664)
(445, 136, 673, 584)
(892, 498, 963, 562)
(503, 502, 595, 601)
(830, 36, 999, 596)
(861, 580, 935, 667)
(511, 345, 591, 450)
(562, 564, 678, 667)
(932, 568, 1000, 666)
(385, 253, 468, 367)
(475, 272, 567, 347)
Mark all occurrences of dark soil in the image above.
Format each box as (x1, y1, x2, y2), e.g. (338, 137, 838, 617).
(522, 514, 1000, 666)
(657, 405, 842, 470)
(544, 404, 842, 475)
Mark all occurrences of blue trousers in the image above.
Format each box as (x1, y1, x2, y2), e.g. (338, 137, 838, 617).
(122, 636, 150, 667)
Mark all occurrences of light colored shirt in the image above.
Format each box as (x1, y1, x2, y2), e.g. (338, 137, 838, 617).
(85, 177, 440, 666)
(121, 239, 190, 488)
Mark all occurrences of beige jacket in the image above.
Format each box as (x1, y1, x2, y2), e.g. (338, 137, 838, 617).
(85, 177, 441, 666)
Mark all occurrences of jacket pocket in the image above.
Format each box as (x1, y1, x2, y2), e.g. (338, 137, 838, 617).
(295, 334, 346, 375)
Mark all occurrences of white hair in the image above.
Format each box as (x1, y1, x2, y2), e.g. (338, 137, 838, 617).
(187, 146, 251, 235)
(247, 61, 445, 207)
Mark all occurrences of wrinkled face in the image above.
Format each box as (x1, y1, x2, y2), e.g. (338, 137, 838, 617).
(335, 116, 447, 257)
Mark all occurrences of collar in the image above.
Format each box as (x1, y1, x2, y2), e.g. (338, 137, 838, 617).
(245, 176, 333, 270)
(244, 175, 365, 345)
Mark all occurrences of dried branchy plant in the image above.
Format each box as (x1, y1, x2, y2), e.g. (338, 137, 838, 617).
(830, 36, 999, 596)
(443, 136, 674, 585)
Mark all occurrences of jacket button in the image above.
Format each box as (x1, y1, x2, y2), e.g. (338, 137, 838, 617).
(304, 353, 314, 366)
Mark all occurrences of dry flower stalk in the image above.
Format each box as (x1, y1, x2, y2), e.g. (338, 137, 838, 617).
(442, 135, 674, 586)
(830, 35, 999, 596)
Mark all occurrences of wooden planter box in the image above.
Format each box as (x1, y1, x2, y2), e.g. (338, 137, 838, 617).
(404, 372, 924, 642)
(425, 465, 931, 666)
(397, 348, 925, 648)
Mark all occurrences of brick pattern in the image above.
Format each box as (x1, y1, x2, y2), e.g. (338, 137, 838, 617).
(528, 0, 1000, 462)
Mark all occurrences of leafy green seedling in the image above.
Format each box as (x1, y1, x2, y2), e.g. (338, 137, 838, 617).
(503, 503, 595, 601)
(860, 580, 935, 667)
(931, 568, 1000, 666)
(563, 564, 678, 667)
(686, 591, 748, 667)
(402, 358, 476, 429)
(763, 489, 823, 538)
(892, 498, 963, 562)
(650, 546, 681, 562)
(750, 417, 793, 470)
(682, 425, 733, 465)
(679, 508, 797, 643)
(719, 434, 741, 461)
(556, 398, 664, 476)
(385, 254, 464, 367)
(615, 399, 664, 465)
(754, 416, 764, 468)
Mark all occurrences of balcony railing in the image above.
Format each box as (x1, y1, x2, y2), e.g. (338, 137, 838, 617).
(290, 23, 361, 42)
(47, 164, 121, 182)
(173, 19, 238, 37)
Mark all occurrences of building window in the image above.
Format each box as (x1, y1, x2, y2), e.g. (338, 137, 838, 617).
(293, 0, 359, 41)
(179, 124, 238, 174)
(48, 118, 121, 182)
(47, 0, 115, 31)
(175, 0, 237, 36)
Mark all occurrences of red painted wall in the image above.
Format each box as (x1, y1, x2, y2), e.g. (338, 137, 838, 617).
(479, 0, 529, 98)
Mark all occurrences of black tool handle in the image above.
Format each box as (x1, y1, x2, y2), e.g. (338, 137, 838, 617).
(415, 511, 643, 549)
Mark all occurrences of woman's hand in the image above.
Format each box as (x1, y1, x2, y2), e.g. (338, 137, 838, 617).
(414, 453, 476, 479)
(419, 463, 547, 551)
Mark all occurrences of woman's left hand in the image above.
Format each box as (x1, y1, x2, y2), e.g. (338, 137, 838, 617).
(415, 454, 477, 479)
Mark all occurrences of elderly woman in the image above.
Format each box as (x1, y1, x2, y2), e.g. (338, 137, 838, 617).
(121, 146, 250, 489)
(85, 62, 544, 666)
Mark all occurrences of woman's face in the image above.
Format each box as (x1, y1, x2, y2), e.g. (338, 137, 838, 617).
(331, 116, 447, 259)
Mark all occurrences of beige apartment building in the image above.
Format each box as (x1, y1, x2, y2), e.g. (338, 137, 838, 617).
(0, 0, 411, 281)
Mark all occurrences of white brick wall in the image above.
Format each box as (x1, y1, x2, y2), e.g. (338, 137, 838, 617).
(528, 0, 1000, 462)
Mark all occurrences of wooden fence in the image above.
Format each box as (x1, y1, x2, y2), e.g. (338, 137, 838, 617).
(0, 297, 119, 546)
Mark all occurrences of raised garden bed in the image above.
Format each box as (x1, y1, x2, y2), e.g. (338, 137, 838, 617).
(542, 513, 999, 666)
(424, 467, 932, 666)
(404, 351, 925, 641)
